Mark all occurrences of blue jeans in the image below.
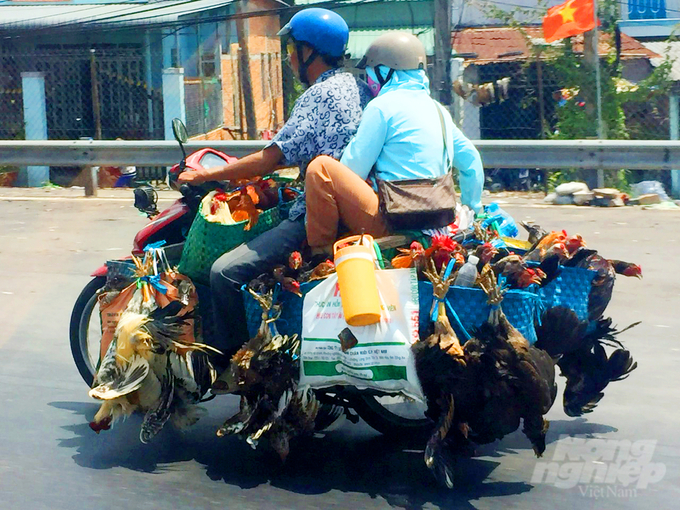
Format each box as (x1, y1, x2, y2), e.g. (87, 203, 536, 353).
(209, 219, 307, 355)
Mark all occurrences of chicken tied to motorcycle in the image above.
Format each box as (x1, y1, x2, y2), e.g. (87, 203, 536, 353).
(76, 174, 642, 489)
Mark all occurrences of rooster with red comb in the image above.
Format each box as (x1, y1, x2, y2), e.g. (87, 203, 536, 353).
(425, 235, 466, 272)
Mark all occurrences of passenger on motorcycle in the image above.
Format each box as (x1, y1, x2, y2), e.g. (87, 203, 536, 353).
(304, 32, 484, 254)
(178, 8, 372, 356)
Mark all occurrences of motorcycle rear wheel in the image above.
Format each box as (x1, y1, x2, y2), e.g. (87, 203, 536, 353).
(351, 393, 432, 437)
(69, 276, 106, 386)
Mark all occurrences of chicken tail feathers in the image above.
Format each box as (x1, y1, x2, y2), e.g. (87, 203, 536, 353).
(607, 348, 638, 382)
(585, 317, 640, 350)
(560, 336, 638, 417)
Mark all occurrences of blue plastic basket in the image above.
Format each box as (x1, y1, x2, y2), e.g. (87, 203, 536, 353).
(535, 266, 596, 321)
(243, 281, 320, 338)
(418, 282, 543, 344)
(243, 279, 543, 344)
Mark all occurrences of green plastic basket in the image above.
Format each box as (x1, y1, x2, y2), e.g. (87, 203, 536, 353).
(178, 205, 282, 285)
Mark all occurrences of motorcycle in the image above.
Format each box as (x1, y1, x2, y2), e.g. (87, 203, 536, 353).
(69, 119, 430, 437)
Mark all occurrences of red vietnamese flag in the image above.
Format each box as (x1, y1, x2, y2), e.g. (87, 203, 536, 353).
(542, 0, 598, 43)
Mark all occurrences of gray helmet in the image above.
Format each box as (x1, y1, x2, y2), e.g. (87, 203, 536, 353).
(356, 32, 426, 70)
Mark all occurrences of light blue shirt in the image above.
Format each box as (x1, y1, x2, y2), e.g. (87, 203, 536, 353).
(339, 69, 484, 212)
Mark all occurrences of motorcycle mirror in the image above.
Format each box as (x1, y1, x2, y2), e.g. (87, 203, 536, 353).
(172, 118, 188, 144)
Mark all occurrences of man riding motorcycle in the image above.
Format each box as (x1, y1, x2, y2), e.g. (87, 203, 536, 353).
(304, 32, 484, 254)
(177, 8, 372, 356)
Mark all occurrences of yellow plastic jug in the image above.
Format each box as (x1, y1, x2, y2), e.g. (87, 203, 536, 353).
(333, 234, 382, 326)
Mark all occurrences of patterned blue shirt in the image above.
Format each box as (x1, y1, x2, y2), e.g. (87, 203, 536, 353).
(267, 69, 372, 220)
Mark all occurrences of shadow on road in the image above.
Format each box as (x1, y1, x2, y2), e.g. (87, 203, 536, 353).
(50, 400, 618, 509)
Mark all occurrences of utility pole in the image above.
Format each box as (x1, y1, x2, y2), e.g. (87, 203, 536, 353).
(433, 0, 453, 105)
(583, 0, 605, 187)
(89, 49, 102, 140)
(87, 49, 101, 197)
(235, 1, 257, 139)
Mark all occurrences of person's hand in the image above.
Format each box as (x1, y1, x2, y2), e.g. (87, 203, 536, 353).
(177, 169, 207, 185)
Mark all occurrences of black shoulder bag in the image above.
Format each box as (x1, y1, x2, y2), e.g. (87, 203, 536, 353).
(377, 101, 457, 231)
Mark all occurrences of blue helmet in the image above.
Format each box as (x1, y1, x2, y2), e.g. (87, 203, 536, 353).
(278, 8, 349, 58)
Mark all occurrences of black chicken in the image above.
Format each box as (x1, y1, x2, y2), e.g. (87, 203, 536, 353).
(535, 307, 639, 416)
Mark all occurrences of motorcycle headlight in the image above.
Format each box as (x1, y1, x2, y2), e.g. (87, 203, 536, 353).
(133, 185, 158, 215)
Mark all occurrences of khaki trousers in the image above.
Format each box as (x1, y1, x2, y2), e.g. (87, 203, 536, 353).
(305, 155, 389, 248)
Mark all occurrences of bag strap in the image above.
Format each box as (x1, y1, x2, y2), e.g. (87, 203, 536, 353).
(433, 100, 452, 172)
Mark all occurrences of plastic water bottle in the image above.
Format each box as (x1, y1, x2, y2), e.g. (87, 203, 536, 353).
(454, 255, 479, 287)
(483, 202, 519, 238)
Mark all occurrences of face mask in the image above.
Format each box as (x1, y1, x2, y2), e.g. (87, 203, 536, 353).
(365, 67, 381, 97)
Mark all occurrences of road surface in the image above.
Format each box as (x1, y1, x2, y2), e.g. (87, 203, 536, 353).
(0, 189, 678, 509)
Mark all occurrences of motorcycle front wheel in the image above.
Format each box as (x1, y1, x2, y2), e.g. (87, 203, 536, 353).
(69, 276, 106, 386)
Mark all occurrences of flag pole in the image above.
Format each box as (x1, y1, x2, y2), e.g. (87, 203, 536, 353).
(592, 0, 605, 186)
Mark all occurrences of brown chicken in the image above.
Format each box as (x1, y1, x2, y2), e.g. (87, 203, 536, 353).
(565, 234, 587, 255)
(298, 256, 336, 282)
(609, 260, 642, 278)
(524, 230, 568, 261)
(414, 261, 558, 488)
(491, 254, 545, 288)
(391, 241, 426, 270)
(273, 266, 302, 296)
(474, 242, 499, 266)
(213, 289, 317, 461)
(231, 193, 260, 231)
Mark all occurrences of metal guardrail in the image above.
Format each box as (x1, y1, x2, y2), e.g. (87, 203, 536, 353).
(2, 139, 680, 170)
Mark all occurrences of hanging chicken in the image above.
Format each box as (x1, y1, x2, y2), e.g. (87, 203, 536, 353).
(563, 246, 642, 321)
(212, 288, 319, 461)
(474, 266, 557, 456)
(535, 306, 639, 416)
(88, 249, 220, 442)
(412, 258, 474, 488)
(89, 300, 219, 442)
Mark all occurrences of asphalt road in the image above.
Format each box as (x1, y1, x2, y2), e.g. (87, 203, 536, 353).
(0, 190, 678, 510)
